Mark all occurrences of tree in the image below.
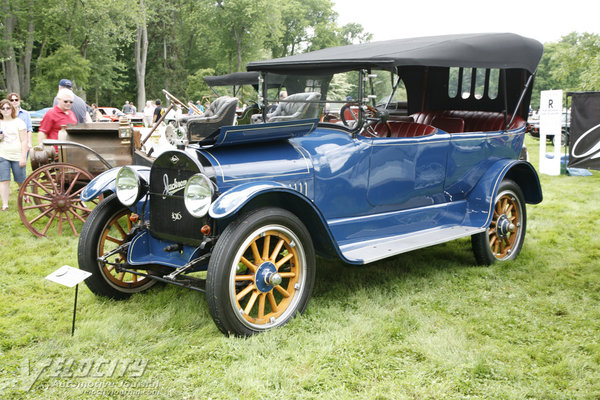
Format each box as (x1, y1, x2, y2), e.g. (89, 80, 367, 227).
(29, 45, 90, 107)
(186, 67, 216, 103)
(212, 0, 280, 72)
(135, 0, 149, 111)
(532, 32, 600, 109)
(1, 0, 38, 96)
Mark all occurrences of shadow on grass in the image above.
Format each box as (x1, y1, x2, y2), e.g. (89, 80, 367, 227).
(312, 238, 478, 300)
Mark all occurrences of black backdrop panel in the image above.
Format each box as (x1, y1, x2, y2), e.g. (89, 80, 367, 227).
(569, 92, 600, 170)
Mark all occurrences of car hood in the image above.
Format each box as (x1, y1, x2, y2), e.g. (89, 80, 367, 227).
(199, 119, 318, 148)
(198, 138, 313, 192)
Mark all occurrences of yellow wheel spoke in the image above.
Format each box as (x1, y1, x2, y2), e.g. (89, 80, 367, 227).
(236, 284, 256, 301)
(244, 291, 259, 315)
(240, 256, 257, 273)
(250, 240, 262, 263)
(235, 274, 255, 281)
(270, 238, 284, 260)
(275, 252, 294, 269)
(262, 234, 271, 260)
(274, 285, 290, 298)
(267, 292, 278, 312)
(278, 272, 296, 278)
(257, 293, 266, 319)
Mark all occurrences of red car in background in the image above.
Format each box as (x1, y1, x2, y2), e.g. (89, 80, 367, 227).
(97, 107, 144, 126)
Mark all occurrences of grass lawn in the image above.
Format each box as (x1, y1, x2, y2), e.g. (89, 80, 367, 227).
(1, 135, 599, 399)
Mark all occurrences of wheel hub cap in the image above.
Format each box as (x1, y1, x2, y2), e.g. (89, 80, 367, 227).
(496, 215, 515, 238)
(255, 262, 280, 293)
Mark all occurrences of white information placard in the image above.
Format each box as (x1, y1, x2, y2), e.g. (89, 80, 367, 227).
(539, 90, 563, 175)
(46, 265, 91, 288)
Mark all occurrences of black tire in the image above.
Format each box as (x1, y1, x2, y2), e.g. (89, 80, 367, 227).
(471, 180, 526, 265)
(78, 194, 157, 299)
(206, 207, 316, 336)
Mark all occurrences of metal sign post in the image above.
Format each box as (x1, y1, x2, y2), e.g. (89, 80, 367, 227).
(46, 265, 92, 336)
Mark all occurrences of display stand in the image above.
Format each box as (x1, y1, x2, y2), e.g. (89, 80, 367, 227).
(45, 265, 92, 336)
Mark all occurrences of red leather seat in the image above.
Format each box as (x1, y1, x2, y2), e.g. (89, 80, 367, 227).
(369, 121, 437, 138)
(411, 110, 526, 132)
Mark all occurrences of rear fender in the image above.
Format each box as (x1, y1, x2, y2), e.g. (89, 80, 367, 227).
(465, 160, 542, 228)
(80, 166, 151, 201)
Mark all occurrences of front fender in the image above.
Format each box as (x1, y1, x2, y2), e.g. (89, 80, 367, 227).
(210, 181, 294, 219)
(80, 165, 151, 201)
(465, 159, 542, 228)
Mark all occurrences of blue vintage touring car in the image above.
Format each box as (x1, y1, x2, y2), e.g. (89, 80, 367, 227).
(78, 33, 544, 336)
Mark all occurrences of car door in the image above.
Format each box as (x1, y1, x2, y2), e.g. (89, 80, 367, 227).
(365, 132, 451, 210)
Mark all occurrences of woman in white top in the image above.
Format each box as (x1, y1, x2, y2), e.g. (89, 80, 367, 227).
(0, 99, 28, 210)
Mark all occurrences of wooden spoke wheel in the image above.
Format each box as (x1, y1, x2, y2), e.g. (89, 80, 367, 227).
(207, 208, 316, 336)
(78, 194, 157, 299)
(233, 228, 303, 325)
(488, 192, 522, 258)
(472, 179, 526, 264)
(17, 163, 100, 237)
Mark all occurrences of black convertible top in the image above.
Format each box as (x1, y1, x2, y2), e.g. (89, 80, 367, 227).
(204, 72, 260, 87)
(247, 33, 543, 74)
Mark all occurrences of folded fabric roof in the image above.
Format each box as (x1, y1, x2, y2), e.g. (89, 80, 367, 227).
(246, 33, 543, 74)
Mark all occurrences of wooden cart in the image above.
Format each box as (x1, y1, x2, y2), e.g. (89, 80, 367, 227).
(17, 120, 154, 237)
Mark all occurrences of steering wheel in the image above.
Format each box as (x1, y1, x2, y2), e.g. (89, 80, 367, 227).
(340, 102, 390, 137)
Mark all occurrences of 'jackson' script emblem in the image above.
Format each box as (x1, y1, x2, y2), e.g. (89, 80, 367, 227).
(163, 174, 187, 196)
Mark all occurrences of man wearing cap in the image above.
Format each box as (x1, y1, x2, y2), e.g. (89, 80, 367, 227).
(52, 79, 91, 123)
(39, 89, 77, 145)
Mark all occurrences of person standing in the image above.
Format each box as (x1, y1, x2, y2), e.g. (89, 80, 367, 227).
(52, 79, 91, 123)
(122, 101, 132, 114)
(152, 99, 163, 125)
(39, 89, 77, 144)
(0, 99, 28, 211)
(130, 102, 137, 114)
(7, 93, 33, 152)
(143, 101, 155, 127)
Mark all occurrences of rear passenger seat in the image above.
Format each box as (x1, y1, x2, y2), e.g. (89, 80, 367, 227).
(411, 110, 526, 133)
(369, 121, 437, 138)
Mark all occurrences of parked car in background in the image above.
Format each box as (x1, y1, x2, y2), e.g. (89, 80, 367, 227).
(97, 107, 144, 126)
(527, 109, 571, 146)
(30, 107, 51, 131)
(78, 33, 544, 337)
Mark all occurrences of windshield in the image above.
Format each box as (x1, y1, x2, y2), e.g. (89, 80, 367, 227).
(259, 70, 405, 126)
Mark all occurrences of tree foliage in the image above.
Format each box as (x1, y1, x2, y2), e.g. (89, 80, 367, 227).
(1, 2, 599, 112)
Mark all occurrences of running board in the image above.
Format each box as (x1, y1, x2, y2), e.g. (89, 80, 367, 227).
(339, 225, 485, 264)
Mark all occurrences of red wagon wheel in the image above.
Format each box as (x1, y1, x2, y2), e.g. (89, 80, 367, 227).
(18, 163, 101, 237)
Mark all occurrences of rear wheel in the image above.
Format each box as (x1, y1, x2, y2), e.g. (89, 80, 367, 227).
(206, 208, 316, 336)
(18, 163, 99, 237)
(78, 194, 157, 299)
(472, 180, 526, 265)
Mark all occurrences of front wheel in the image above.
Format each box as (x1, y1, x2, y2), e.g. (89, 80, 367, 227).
(77, 194, 157, 299)
(471, 180, 527, 265)
(206, 208, 316, 336)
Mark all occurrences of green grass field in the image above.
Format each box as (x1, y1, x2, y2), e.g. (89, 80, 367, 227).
(1, 136, 599, 399)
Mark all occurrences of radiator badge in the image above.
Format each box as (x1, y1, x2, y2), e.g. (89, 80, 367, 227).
(171, 212, 182, 221)
(163, 174, 187, 196)
(170, 155, 180, 164)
